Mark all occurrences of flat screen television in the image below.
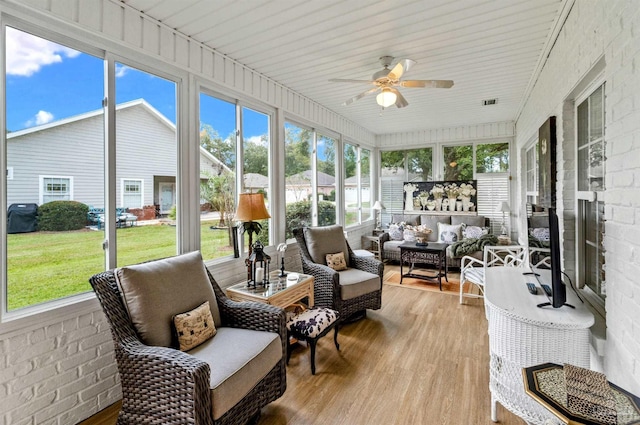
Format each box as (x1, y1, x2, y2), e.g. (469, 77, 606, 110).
(527, 204, 569, 308)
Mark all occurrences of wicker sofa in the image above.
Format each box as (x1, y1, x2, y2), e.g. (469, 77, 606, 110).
(379, 213, 491, 268)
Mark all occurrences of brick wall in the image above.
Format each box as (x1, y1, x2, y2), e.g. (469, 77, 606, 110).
(516, 0, 640, 393)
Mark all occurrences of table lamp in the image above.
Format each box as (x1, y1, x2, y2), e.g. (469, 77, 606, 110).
(496, 201, 510, 235)
(234, 192, 271, 284)
(372, 200, 386, 230)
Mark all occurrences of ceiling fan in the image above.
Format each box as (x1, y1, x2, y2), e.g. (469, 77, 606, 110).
(329, 56, 454, 108)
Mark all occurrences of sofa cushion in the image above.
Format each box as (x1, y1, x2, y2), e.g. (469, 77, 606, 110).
(451, 215, 486, 227)
(338, 268, 381, 300)
(115, 251, 221, 347)
(388, 223, 404, 241)
(188, 327, 282, 420)
(462, 225, 489, 239)
(173, 301, 217, 351)
(304, 225, 350, 266)
(420, 215, 451, 241)
(392, 214, 420, 226)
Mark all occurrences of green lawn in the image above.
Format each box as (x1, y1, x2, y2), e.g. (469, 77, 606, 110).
(7, 221, 235, 311)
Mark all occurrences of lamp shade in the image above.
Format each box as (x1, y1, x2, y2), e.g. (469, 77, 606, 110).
(495, 201, 511, 213)
(372, 200, 386, 210)
(234, 193, 271, 221)
(376, 88, 397, 107)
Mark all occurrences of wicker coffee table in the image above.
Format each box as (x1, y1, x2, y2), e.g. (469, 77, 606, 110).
(399, 241, 449, 290)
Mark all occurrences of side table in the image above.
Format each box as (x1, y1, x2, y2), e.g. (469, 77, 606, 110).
(361, 234, 382, 260)
(226, 272, 314, 308)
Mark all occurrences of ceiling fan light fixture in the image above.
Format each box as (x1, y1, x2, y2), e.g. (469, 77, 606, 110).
(376, 88, 397, 107)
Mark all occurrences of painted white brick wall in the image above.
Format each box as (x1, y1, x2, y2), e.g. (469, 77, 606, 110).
(516, 0, 640, 394)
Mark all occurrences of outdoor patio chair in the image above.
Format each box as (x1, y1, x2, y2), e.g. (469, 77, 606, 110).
(293, 225, 383, 321)
(89, 251, 287, 425)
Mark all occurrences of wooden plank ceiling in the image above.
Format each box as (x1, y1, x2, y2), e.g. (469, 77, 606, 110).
(123, 0, 567, 136)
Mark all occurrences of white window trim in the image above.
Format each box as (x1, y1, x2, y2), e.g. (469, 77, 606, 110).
(7, 167, 13, 180)
(38, 175, 74, 205)
(120, 178, 144, 209)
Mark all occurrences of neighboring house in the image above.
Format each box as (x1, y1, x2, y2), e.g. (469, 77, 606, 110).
(285, 170, 335, 203)
(344, 174, 371, 205)
(7, 99, 225, 214)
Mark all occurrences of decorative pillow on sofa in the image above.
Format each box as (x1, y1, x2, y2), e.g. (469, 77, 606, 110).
(437, 223, 462, 243)
(462, 225, 489, 239)
(529, 227, 550, 242)
(326, 252, 347, 271)
(403, 229, 416, 242)
(173, 301, 217, 351)
(388, 224, 404, 241)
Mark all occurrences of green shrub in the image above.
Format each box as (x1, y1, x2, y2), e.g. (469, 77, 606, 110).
(38, 201, 89, 231)
(284, 200, 336, 240)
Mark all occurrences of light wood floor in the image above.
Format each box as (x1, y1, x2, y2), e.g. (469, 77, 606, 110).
(81, 265, 525, 425)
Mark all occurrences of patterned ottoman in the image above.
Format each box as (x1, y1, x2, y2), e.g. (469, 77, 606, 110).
(286, 307, 340, 375)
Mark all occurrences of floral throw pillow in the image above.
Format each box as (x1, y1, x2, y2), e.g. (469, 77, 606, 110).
(462, 225, 489, 239)
(403, 229, 416, 242)
(437, 223, 463, 244)
(388, 224, 404, 241)
(529, 227, 550, 242)
(326, 252, 348, 271)
(173, 301, 217, 351)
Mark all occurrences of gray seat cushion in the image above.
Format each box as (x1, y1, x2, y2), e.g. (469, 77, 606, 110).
(188, 327, 282, 420)
(304, 225, 350, 266)
(115, 251, 221, 347)
(338, 268, 381, 300)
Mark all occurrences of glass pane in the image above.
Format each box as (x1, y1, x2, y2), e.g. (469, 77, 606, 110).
(116, 64, 178, 267)
(577, 100, 589, 147)
(284, 123, 312, 239)
(589, 141, 604, 191)
(361, 148, 372, 222)
(590, 85, 603, 141)
(407, 148, 432, 180)
(476, 142, 509, 173)
(5, 27, 104, 310)
(317, 134, 336, 226)
(243, 107, 270, 246)
(381, 150, 405, 176)
(577, 147, 589, 191)
(443, 145, 473, 180)
(199, 94, 237, 259)
(344, 143, 358, 226)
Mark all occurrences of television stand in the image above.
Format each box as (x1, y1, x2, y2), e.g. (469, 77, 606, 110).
(536, 301, 575, 309)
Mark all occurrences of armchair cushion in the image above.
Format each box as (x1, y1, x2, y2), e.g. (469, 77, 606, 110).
(338, 268, 381, 300)
(115, 251, 222, 347)
(188, 327, 282, 420)
(304, 225, 350, 266)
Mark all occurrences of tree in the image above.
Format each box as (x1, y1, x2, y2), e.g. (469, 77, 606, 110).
(200, 171, 235, 227)
(381, 150, 405, 171)
(443, 145, 473, 180)
(243, 136, 268, 176)
(284, 125, 311, 177)
(344, 144, 357, 178)
(476, 142, 509, 173)
(200, 124, 235, 168)
(407, 148, 433, 180)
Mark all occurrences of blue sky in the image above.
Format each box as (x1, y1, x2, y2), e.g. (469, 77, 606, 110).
(5, 26, 266, 141)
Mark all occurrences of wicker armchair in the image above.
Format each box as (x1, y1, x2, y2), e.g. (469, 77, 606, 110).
(293, 225, 383, 320)
(89, 252, 286, 425)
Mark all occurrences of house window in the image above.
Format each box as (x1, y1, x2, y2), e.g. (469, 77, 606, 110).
(344, 143, 372, 227)
(476, 142, 509, 173)
(41, 176, 72, 204)
(317, 133, 337, 226)
(122, 179, 143, 209)
(525, 142, 538, 204)
(577, 84, 606, 303)
(443, 144, 473, 180)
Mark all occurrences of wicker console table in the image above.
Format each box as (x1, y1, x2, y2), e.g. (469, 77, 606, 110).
(399, 242, 448, 290)
(484, 268, 594, 425)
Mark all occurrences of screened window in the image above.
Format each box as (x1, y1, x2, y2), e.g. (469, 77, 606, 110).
(122, 179, 143, 209)
(317, 133, 337, 226)
(443, 144, 473, 180)
(476, 142, 509, 173)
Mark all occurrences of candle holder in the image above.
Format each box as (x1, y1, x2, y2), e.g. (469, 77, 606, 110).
(277, 243, 287, 277)
(247, 241, 270, 288)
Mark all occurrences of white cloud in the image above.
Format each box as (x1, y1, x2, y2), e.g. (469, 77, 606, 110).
(25, 110, 54, 127)
(115, 64, 129, 78)
(6, 27, 80, 77)
(246, 135, 267, 146)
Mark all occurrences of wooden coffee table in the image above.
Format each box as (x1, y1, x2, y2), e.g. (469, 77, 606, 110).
(399, 242, 449, 290)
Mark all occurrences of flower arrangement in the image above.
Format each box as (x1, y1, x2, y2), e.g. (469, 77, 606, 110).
(430, 184, 444, 199)
(459, 182, 476, 199)
(404, 183, 418, 193)
(444, 183, 460, 200)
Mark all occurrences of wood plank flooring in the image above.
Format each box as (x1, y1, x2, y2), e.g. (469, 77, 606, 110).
(80, 265, 525, 425)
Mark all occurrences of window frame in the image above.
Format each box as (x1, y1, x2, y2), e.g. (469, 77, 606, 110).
(39, 175, 74, 205)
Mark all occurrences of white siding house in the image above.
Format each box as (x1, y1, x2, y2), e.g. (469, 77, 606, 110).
(7, 99, 222, 213)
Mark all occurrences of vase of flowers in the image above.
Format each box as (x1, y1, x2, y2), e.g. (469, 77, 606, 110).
(404, 183, 418, 211)
(430, 184, 444, 211)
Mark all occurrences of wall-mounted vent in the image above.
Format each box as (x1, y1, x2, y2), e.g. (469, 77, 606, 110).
(483, 99, 498, 106)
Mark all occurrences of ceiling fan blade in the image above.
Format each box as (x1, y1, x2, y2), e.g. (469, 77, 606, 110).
(387, 59, 416, 80)
(329, 78, 375, 84)
(343, 87, 379, 106)
(400, 79, 454, 88)
(389, 88, 409, 108)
